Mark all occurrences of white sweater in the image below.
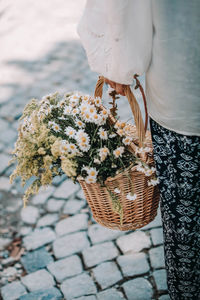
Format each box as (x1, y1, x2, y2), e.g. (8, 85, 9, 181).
(77, 0, 200, 136)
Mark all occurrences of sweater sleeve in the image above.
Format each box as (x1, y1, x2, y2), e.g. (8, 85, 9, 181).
(77, 0, 153, 85)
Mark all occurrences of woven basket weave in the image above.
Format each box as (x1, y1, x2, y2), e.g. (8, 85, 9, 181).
(78, 76, 160, 231)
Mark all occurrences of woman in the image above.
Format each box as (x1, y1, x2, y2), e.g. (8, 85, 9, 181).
(77, 1, 200, 299)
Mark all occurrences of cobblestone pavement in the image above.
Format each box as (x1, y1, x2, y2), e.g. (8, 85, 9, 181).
(0, 1, 169, 299)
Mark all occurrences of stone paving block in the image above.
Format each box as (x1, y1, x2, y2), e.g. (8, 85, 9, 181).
(82, 241, 119, 268)
(0, 237, 11, 250)
(1, 280, 27, 300)
(53, 231, 90, 258)
(0, 153, 11, 174)
(23, 227, 56, 251)
(55, 213, 88, 236)
(97, 288, 125, 300)
(36, 213, 58, 227)
(46, 198, 65, 212)
(19, 287, 62, 300)
(75, 296, 97, 300)
(20, 206, 40, 225)
(61, 273, 97, 299)
(63, 198, 85, 214)
(122, 277, 153, 300)
(19, 227, 32, 236)
(53, 180, 79, 199)
(31, 186, 55, 205)
(76, 188, 86, 200)
(0, 176, 12, 191)
(150, 228, 164, 246)
(21, 247, 53, 273)
(159, 294, 170, 300)
(149, 246, 165, 269)
(117, 252, 150, 277)
(116, 231, 151, 253)
(88, 223, 124, 244)
(0, 127, 17, 145)
(21, 269, 55, 292)
(153, 269, 168, 291)
(47, 254, 83, 282)
(92, 261, 122, 289)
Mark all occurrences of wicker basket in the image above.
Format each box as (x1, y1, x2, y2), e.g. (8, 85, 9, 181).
(78, 76, 160, 231)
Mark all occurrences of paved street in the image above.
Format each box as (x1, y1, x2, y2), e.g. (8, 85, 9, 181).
(0, 1, 169, 299)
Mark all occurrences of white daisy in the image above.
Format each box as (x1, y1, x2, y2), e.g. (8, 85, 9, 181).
(81, 95, 90, 102)
(122, 136, 133, 145)
(76, 130, 90, 144)
(65, 127, 76, 138)
(94, 158, 101, 164)
(100, 109, 109, 120)
(78, 142, 90, 152)
(85, 176, 97, 184)
(145, 167, 156, 176)
(51, 122, 61, 132)
(98, 128, 108, 140)
(98, 147, 110, 162)
(113, 146, 125, 158)
(109, 133, 117, 138)
(71, 107, 79, 116)
(91, 113, 102, 125)
(75, 118, 85, 128)
(67, 143, 78, 155)
(116, 128, 125, 137)
(63, 106, 72, 115)
(114, 188, 120, 194)
(147, 178, 159, 186)
(94, 97, 102, 107)
(126, 193, 137, 201)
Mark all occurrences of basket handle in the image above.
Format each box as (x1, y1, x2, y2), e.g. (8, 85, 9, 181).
(94, 75, 148, 148)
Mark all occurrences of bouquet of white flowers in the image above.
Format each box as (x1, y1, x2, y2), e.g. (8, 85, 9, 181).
(10, 76, 160, 230)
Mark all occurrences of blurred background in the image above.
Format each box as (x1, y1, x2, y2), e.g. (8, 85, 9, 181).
(0, 1, 165, 300)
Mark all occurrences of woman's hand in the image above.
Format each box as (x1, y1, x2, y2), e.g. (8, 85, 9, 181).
(104, 78, 127, 96)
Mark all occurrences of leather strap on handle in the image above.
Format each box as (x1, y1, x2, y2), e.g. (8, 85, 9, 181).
(94, 75, 148, 148)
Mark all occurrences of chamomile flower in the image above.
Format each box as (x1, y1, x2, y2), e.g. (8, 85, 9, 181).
(69, 94, 80, 107)
(122, 136, 133, 145)
(60, 140, 68, 153)
(147, 178, 159, 186)
(113, 146, 125, 158)
(94, 158, 101, 164)
(75, 118, 85, 128)
(109, 133, 117, 138)
(114, 188, 120, 194)
(85, 176, 97, 184)
(81, 95, 90, 102)
(78, 142, 90, 152)
(100, 109, 109, 119)
(94, 97, 102, 107)
(91, 113, 102, 125)
(87, 167, 98, 178)
(126, 193, 137, 201)
(82, 111, 92, 122)
(87, 104, 96, 115)
(76, 130, 90, 144)
(51, 122, 61, 132)
(65, 127, 76, 139)
(99, 147, 110, 161)
(145, 167, 156, 176)
(67, 143, 78, 155)
(98, 128, 108, 140)
(114, 121, 125, 129)
(63, 106, 72, 115)
(117, 128, 125, 137)
(71, 107, 80, 116)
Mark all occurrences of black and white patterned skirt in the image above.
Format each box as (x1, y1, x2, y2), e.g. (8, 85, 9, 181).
(149, 117, 200, 300)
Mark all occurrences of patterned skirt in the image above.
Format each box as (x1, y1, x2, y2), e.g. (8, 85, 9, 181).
(149, 117, 200, 300)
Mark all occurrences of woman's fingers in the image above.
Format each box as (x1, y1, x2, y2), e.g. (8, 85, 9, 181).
(104, 78, 126, 96)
